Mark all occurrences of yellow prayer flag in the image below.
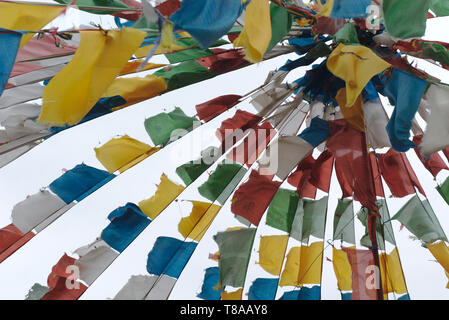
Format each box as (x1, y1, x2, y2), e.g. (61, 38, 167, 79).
(178, 201, 221, 240)
(188, 204, 221, 241)
(332, 247, 353, 291)
(39, 28, 146, 126)
(138, 174, 185, 219)
(382, 247, 408, 295)
(336, 88, 365, 132)
(221, 288, 243, 300)
(258, 235, 289, 276)
(120, 61, 166, 75)
(0, 2, 64, 48)
(427, 241, 449, 288)
(315, 0, 334, 17)
(103, 75, 167, 110)
(279, 242, 324, 286)
(327, 44, 391, 107)
(94, 135, 158, 173)
(233, 0, 272, 63)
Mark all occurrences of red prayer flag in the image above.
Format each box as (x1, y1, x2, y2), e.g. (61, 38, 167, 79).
(155, 0, 180, 18)
(342, 247, 379, 300)
(195, 94, 242, 122)
(369, 152, 385, 198)
(443, 147, 449, 163)
(216, 109, 262, 143)
(0, 224, 23, 254)
(227, 122, 275, 167)
(413, 135, 449, 178)
(228, 33, 240, 43)
(231, 170, 281, 226)
(198, 48, 249, 74)
(287, 154, 317, 199)
(327, 119, 378, 211)
(313, 16, 346, 35)
(41, 277, 87, 300)
(377, 148, 426, 197)
(310, 149, 334, 193)
(47, 254, 77, 289)
(113, 0, 142, 21)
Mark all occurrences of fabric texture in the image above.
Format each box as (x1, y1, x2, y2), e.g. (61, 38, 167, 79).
(74, 239, 119, 286)
(49, 164, 112, 204)
(170, 0, 243, 49)
(198, 162, 244, 204)
(342, 247, 378, 300)
(298, 117, 330, 147)
(39, 28, 146, 126)
(234, 0, 272, 63)
(195, 94, 241, 123)
(327, 44, 390, 107)
(248, 278, 278, 300)
(377, 148, 426, 197)
(95, 135, 158, 173)
(413, 135, 448, 177)
(384, 69, 429, 152)
(144, 107, 197, 146)
(266, 188, 300, 233)
(101, 202, 151, 253)
(392, 195, 448, 244)
(231, 170, 281, 226)
(11, 190, 66, 234)
(383, 0, 431, 39)
(258, 135, 314, 180)
(0, 224, 24, 254)
(420, 84, 449, 155)
(279, 242, 324, 286)
(0, 2, 63, 48)
(333, 199, 355, 244)
(197, 267, 220, 300)
(0, 30, 22, 97)
(327, 119, 377, 211)
(114, 275, 157, 300)
(153, 60, 214, 91)
(138, 174, 185, 219)
(290, 197, 328, 243)
(258, 235, 289, 276)
(214, 228, 257, 288)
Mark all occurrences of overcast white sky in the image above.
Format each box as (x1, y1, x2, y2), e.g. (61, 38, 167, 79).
(1, 2, 449, 300)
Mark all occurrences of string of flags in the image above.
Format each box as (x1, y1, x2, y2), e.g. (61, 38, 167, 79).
(1, 0, 449, 300)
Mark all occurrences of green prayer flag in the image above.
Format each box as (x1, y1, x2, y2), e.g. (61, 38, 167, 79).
(358, 199, 396, 250)
(176, 160, 211, 186)
(25, 283, 49, 300)
(54, 0, 129, 14)
(430, 0, 449, 16)
(437, 175, 449, 205)
(392, 195, 448, 243)
(144, 107, 197, 146)
(304, 41, 332, 60)
(165, 48, 214, 64)
(423, 43, 449, 68)
(382, 0, 431, 39)
(333, 23, 360, 45)
(294, 196, 328, 243)
(266, 188, 300, 233)
(198, 162, 244, 204)
(153, 60, 215, 90)
(266, 4, 293, 53)
(422, 199, 448, 243)
(333, 198, 356, 244)
(214, 228, 257, 288)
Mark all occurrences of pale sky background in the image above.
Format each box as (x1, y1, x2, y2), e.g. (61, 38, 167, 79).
(0, 1, 449, 300)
